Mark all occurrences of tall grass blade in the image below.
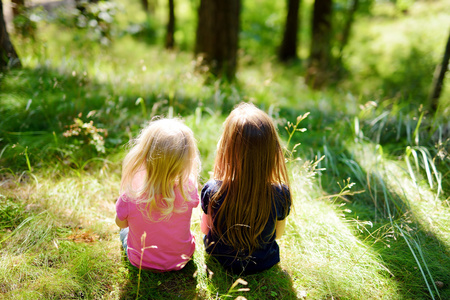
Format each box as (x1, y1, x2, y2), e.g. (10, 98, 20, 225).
(414, 239, 441, 299)
(0, 216, 34, 245)
(0, 144, 10, 159)
(405, 147, 418, 187)
(24, 147, 32, 172)
(376, 172, 394, 222)
(418, 148, 433, 189)
(354, 116, 360, 140)
(340, 158, 365, 188)
(323, 143, 339, 177)
(136, 97, 147, 118)
(413, 111, 424, 146)
(395, 224, 437, 300)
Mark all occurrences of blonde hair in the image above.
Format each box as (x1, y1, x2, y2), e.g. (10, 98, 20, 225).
(121, 118, 200, 221)
(210, 102, 290, 254)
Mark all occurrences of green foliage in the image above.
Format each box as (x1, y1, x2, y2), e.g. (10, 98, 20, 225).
(12, 8, 39, 40)
(49, 0, 121, 45)
(63, 117, 108, 154)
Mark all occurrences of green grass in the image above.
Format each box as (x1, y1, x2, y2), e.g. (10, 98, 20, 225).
(1, 0, 450, 298)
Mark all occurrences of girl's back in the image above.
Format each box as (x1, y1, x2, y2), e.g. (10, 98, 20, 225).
(200, 103, 292, 275)
(116, 178, 199, 270)
(201, 179, 290, 274)
(115, 118, 200, 272)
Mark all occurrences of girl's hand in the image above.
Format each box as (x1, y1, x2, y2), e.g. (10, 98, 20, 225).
(201, 213, 212, 235)
(275, 219, 286, 239)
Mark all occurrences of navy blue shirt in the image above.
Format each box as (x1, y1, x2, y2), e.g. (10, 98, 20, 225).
(201, 180, 291, 274)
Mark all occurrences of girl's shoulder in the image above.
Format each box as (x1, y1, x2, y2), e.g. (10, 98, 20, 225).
(272, 183, 291, 202)
(203, 179, 222, 192)
(118, 192, 132, 202)
(273, 183, 290, 193)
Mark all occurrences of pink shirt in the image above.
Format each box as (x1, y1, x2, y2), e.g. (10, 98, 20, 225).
(116, 182, 199, 271)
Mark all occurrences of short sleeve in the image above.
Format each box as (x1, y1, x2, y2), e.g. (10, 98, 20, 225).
(115, 194, 129, 221)
(275, 185, 291, 220)
(188, 181, 200, 208)
(201, 180, 216, 214)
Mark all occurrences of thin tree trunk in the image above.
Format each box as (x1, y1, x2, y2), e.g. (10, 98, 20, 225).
(306, 0, 333, 89)
(195, 0, 240, 80)
(141, 0, 149, 13)
(429, 29, 450, 112)
(278, 0, 301, 62)
(165, 0, 175, 49)
(11, 0, 25, 18)
(0, 0, 21, 70)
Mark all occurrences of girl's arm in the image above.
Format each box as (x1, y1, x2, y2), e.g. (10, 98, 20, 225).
(201, 213, 212, 235)
(115, 215, 129, 228)
(275, 219, 286, 239)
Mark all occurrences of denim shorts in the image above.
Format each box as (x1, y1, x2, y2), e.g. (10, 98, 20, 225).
(119, 227, 129, 254)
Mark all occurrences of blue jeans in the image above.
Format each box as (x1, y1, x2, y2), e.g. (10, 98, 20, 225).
(120, 228, 129, 254)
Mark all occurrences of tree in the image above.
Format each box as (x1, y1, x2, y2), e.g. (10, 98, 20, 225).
(278, 0, 301, 62)
(165, 0, 175, 49)
(194, 0, 241, 80)
(11, 0, 25, 18)
(429, 29, 450, 113)
(0, 0, 21, 70)
(306, 0, 333, 89)
(141, 0, 156, 15)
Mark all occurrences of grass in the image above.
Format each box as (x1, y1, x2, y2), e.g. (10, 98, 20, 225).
(1, 0, 450, 298)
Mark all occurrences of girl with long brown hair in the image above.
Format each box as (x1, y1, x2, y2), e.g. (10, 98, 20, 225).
(201, 102, 292, 274)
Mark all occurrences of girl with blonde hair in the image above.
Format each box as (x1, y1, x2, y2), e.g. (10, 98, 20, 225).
(115, 118, 200, 271)
(201, 102, 292, 275)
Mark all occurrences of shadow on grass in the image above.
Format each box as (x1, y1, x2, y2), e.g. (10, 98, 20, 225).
(318, 146, 450, 299)
(204, 255, 298, 299)
(119, 255, 199, 300)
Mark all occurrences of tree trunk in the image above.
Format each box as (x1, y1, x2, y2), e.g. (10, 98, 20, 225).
(0, 0, 21, 70)
(278, 0, 301, 62)
(194, 0, 240, 80)
(11, 0, 25, 18)
(165, 0, 175, 49)
(306, 0, 333, 89)
(429, 29, 450, 112)
(141, 0, 149, 13)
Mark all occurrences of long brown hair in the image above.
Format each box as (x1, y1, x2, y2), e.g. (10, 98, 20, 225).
(209, 102, 290, 254)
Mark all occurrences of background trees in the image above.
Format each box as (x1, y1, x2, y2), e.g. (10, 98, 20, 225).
(429, 29, 450, 113)
(305, 0, 333, 89)
(0, 0, 21, 70)
(278, 0, 301, 62)
(165, 0, 175, 49)
(194, 0, 241, 80)
(1, 0, 449, 112)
